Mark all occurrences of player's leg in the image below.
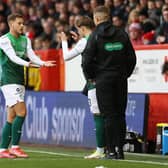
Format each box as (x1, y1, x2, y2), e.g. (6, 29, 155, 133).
(84, 85, 105, 159)
(10, 102, 28, 158)
(84, 114, 105, 159)
(0, 107, 17, 158)
(94, 114, 105, 150)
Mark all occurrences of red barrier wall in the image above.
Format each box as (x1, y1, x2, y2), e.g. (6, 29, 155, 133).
(133, 45, 168, 142)
(36, 49, 65, 91)
(147, 94, 168, 141)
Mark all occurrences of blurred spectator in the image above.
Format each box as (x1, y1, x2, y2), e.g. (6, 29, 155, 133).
(125, 0, 138, 12)
(0, 1, 8, 17)
(147, 0, 160, 25)
(67, 0, 75, 14)
(160, 3, 168, 23)
(41, 20, 55, 41)
(33, 37, 43, 50)
(36, 6, 46, 20)
(112, 0, 128, 21)
(53, 0, 61, 19)
(139, 7, 148, 22)
(165, 0, 168, 5)
(28, 7, 37, 21)
(127, 9, 139, 25)
(104, 0, 113, 8)
(71, 2, 83, 15)
(53, 20, 70, 49)
(14, 1, 22, 13)
(82, 0, 92, 17)
(142, 30, 156, 44)
(139, 0, 148, 10)
(41, 34, 53, 50)
(156, 9, 168, 43)
(128, 22, 143, 45)
(139, 8, 156, 33)
(24, 21, 36, 40)
(69, 14, 76, 30)
(0, 21, 8, 36)
(90, 0, 99, 11)
(20, 2, 29, 20)
(48, 3, 56, 17)
(57, 1, 68, 16)
(155, 0, 164, 16)
(112, 15, 125, 29)
(126, 9, 140, 32)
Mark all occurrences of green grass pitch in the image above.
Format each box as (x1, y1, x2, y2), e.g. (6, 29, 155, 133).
(0, 145, 168, 168)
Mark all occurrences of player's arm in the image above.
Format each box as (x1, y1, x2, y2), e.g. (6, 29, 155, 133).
(26, 38, 56, 67)
(61, 32, 87, 61)
(0, 38, 30, 67)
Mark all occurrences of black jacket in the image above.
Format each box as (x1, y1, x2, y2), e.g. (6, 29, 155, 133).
(82, 21, 136, 81)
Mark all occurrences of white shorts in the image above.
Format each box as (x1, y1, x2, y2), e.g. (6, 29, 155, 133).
(88, 88, 100, 114)
(1, 84, 25, 107)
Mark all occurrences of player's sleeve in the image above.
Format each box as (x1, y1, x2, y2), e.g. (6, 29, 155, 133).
(62, 38, 87, 61)
(0, 37, 29, 67)
(26, 37, 44, 66)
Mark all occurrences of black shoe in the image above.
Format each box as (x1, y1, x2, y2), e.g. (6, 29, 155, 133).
(104, 152, 124, 160)
(116, 151, 124, 160)
(104, 152, 117, 160)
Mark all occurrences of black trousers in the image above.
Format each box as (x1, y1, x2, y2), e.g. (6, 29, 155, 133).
(96, 77, 127, 153)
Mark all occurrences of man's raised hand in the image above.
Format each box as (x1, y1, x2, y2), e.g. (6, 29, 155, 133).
(43, 60, 56, 67)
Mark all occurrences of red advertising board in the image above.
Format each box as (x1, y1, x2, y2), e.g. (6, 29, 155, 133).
(147, 94, 168, 141)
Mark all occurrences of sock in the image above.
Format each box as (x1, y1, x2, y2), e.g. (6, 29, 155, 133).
(94, 115, 105, 148)
(11, 145, 19, 149)
(0, 149, 6, 152)
(11, 116, 25, 145)
(97, 147, 104, 153)
(0, 122, 12, 149)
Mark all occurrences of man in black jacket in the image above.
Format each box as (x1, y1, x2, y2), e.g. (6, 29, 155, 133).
(82, 6, 136, 159)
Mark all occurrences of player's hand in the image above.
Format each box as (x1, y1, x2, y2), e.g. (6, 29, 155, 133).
(70, 31, 79, 41)
(29, 62, 40, 67)
(60, 32, 67, 41)
(43, 60, 56, 67)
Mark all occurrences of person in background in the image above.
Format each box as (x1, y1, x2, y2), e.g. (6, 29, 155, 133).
(142, 30, 155, 44)
(82, 6, 136, 159)
(128, 22, 143, 45)
(162, 61, 168, 75)
(61, 15, 106, 159)
(112, 15, 125, 29)
(0, 13, 55, 159)
(156, 8, 168, 44)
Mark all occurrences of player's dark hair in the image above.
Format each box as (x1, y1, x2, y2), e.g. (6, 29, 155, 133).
(7, 13, 23, 23)
(75, 16, 95, 29)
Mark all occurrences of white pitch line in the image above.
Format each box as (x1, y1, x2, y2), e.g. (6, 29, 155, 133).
(121, 159, 168, 166)
(25, 149, 82, 157)
(25, 149, 168, 166)
(126, 152, 168, 158)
